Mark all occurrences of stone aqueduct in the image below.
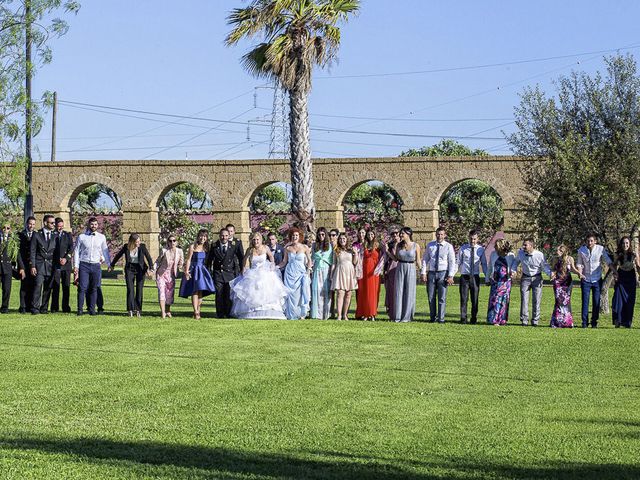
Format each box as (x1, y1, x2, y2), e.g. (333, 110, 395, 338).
(31, 156, 530, 255)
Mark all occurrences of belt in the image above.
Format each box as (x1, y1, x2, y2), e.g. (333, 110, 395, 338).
(522, 273, 542, 278)
(398, 260, 414, 263)
(430, 270, 447, 273)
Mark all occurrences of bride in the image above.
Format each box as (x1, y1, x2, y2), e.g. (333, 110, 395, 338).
(230, 232, 289, 319)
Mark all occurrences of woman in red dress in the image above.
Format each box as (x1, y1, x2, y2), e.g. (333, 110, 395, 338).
(356, 228, 383, 321)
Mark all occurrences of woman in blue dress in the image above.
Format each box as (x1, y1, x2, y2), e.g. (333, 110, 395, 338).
(612, 236, 640, 328)
(179, 229, 215, 319)
(279, 227, 312, 320)
(486, 239, 515, 326)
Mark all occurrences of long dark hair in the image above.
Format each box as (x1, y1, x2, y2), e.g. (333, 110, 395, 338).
(616, 236, 634, 264)
(315, 227, 330, 252)
(398, 227, 413, 249)
(127, 233, 140, 251)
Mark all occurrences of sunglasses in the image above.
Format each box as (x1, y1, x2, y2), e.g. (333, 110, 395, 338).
(329, 233, 337, 237)
(168, 239, 177, 243)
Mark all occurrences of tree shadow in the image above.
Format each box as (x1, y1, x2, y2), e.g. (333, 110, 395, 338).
(1, 435, 639, 479)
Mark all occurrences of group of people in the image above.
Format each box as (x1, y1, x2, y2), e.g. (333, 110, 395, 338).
(1, 215, 638, 328)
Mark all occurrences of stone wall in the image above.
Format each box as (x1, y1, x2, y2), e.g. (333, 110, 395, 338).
(29, 156, 531, 255)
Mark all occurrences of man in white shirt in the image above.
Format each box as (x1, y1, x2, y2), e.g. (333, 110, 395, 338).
(73, 217, 110, 316)
(512, 238, 551, 326)
(421, 227, 456, 323)
(456, 230, 488, 324)
(575, 233, 615, 328)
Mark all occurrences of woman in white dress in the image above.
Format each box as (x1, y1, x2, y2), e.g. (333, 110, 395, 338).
(230, 232, 289, 319)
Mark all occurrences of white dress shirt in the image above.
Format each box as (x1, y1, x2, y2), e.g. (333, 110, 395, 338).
(421, 240, 456, 276)
(576, 244, 613, 283)
(73, 231, 110, 266)
(486, 251, 517, 281)
(512, 249, 551, 277)
(457, 243, 488, 276)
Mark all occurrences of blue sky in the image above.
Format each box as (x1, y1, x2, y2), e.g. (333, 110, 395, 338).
(30, 0, 640, 161)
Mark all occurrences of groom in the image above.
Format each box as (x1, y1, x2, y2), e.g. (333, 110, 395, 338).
(207, 228, 241, 318)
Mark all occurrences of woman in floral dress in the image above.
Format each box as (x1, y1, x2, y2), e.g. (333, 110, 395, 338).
(550, 244, 579, 328)
(486, 239, 515, 326)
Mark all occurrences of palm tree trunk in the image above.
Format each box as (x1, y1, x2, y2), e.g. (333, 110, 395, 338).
(288, 84, 315, 234)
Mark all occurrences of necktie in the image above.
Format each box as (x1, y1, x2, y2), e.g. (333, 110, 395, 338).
(28, 232, 32, 239)
(46, 232, 50, 243)
(471, 245, 475, 275)
(434, 243, 440, 272)
(223, 244, 227, 254)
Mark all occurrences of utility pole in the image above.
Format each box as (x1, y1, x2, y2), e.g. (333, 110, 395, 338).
(50, 91, 57, 162)
(24, 0, 34, 223)
(269, 79, 289, 160)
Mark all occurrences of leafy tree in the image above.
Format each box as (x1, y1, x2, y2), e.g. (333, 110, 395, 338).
(72, 184, 121, 213)
(506, 54, 640, 252)
(0, 0, 80, 207)
(438, 180, 503, 246)
(251, 183, 290, 213)
(226, 0, 359, 233)
(400, 139, 488, 157)
(343, 182, 403, 239)
(160, 183, 211, 211)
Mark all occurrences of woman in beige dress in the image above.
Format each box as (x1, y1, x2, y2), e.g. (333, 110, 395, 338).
(330, 232, 359, 320)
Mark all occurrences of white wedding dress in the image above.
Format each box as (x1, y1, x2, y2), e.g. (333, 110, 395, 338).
(230, 253, 288, 319)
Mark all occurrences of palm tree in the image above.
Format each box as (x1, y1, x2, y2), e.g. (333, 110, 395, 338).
(226, 0, 359, 233)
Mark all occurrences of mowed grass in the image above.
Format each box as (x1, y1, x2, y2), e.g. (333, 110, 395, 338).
(0, 278, 639, 479)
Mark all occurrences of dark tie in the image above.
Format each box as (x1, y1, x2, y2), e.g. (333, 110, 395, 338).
(471, 245, 475, 275)
(46, 232, 50, 243)
(434, 243, 440, 272)
(223, 245, 227, 254)
(28, 232, 32, 239)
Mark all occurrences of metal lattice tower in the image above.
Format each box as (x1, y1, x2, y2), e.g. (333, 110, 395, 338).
(268, 80, 290, 160)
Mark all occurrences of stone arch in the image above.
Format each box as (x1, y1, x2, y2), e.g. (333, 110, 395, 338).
(246, 180, 293, 238)
(340, 179, 405, 236)
(54, 172, 124, 211)
(143, 172, 221, 209)
(433, 177, 507, 246)
(335, 176, 413, 211)
(241, 177, 292, 211)
(428, 175, 515, 211)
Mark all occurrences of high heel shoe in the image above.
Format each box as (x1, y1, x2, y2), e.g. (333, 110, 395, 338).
(128, 311, 134, 317)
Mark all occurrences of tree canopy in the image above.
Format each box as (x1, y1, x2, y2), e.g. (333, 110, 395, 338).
(0, 0, 80, 209)
(400, 139, 488, 157)
(507, 54, 640, 251)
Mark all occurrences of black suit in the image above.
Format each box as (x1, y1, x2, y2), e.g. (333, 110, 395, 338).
(51, 230, 74, 313)
(207, 240, 241, 318)
(17, 230, 35, 313)
(0, 233, 15, 312)
(111, 243, 154, 312)
(30, 229, 57, 313)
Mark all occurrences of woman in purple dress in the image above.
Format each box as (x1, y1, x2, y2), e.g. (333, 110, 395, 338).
(486, 239, 515, 326)
(550, 244, 579, 328)
(179, 229, 215, 320)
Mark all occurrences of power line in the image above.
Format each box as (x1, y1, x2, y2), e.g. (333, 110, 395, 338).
(256, 107, 513, 122)
(141, 107, 256, 160)
(316, 43, 640, 79)
(57, 98, 504, 141)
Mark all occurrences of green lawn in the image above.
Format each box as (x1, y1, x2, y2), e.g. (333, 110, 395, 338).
(0, 279, 638, 479)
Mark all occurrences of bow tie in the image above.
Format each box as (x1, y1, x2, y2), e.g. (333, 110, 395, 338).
(89, 232, 96, 236)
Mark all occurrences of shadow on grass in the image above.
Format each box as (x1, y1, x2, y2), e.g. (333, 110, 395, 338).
(1, 435, 640, 479)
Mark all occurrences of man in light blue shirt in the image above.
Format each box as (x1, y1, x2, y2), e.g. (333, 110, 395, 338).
(512, 238, 552, 326)
(575, 233, 615, 328)
(73, 217, 110, 316)
(421, 227, 456, 323)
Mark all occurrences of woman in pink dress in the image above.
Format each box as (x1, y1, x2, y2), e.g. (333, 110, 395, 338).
(154, 235, 184, 318)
